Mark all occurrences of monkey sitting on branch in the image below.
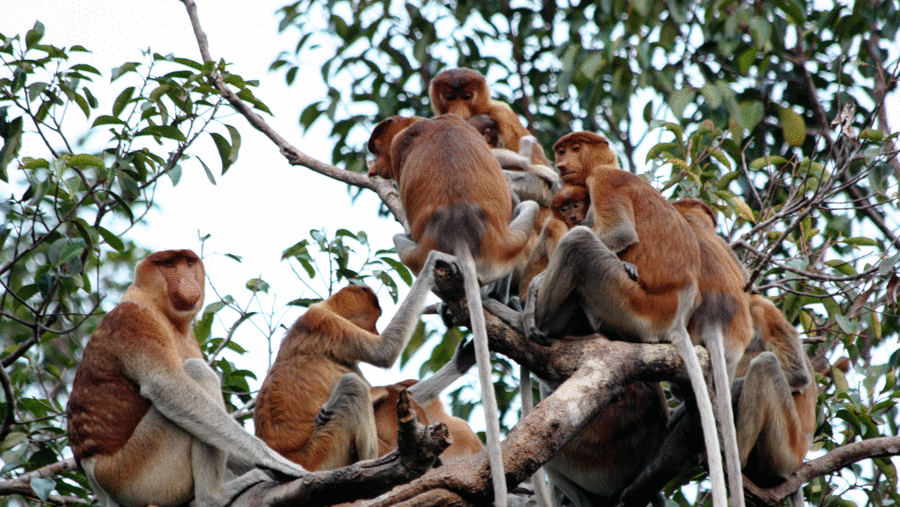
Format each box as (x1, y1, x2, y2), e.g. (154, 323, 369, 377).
(368, 113, 540, 507)
(254, 281, 480, 470)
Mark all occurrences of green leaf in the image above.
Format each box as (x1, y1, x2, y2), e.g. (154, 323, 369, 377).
(97, 226, 125, 252)
(749, 155, 788, 170)
(842, 237, 879, 247)
(30, 477, 54, 501)
(25, 21, 45, 49)
(136, 125, 186, 142)
(246, 278, 270, 293)
(739, 101, 764, 131)
(668, 89, 695, 119)
(198, 158, 217, 185)
(210, 132, 232, 173)
(779, 107, 806, 147)
(111, 62, 139, 82)
(92, 115, 127, 127)
(67, 154, 104, 169)
(112, 86, 135, 117)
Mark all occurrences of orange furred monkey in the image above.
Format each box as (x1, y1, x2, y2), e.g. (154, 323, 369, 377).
(67, 250, 305, 507)
(254, 273, 453, 470)
(516, 132, 740, 507)
(368, 114, 540, 507)
(429, 67, 551, 167)
(619, 295, 816, 506)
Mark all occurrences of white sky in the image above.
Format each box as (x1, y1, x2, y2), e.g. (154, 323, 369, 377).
(0, 1, 444, 402)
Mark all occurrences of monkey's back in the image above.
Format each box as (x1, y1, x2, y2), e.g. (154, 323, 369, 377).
(67, 303, 159, 463)
(590, 168, 699, 292)
(391, 115, 527, 270)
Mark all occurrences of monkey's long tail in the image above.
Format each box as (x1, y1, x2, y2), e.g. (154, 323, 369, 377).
(456, 244, 508, 507)
(671, 329, 728, 507)
(519, 365, 552, 507)
(705, 327, 745, 507)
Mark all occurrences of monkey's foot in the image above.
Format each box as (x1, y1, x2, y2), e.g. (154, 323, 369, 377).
(525, 325, 552, 346)
(482, 298, 525, 335)
(314, 408, 333, 428)
(623, 261, 639, 281)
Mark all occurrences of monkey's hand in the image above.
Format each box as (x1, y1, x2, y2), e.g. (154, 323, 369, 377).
(623, 261, 639, 281)
(452, 337, 477, 374)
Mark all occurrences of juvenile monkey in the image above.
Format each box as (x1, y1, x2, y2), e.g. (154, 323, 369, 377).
(67, 250, 305, 507)
(368, 114, 540, 507)
(430, 67, 552, 167)
(550, 184, 589, 229)
(254, 270, 452, 470)
(467, 113, 560, 190)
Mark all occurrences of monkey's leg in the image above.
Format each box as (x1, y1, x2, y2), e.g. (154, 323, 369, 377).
(308, 373, 379, 471)
(457, 246, 508, 507)
(527, 226, 626, 343)
(182, 359, 268, 507)
(735, 352, 802, 480)
(705, 329, 745, 507)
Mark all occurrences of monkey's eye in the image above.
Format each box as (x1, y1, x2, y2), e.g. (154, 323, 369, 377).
(164, 262, 175, 269)
(461, 92, 473, 100)
(571, 145, 580, 152)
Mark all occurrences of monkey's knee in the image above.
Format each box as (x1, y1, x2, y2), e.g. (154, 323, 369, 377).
(318, 374, 373, 425)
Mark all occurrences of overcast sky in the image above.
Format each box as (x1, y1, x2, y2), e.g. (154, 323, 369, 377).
(0, 1, 442, 402)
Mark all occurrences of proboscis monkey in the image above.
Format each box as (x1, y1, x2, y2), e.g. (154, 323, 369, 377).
(66, 250, 305, 507)
(467, 113, 561, 189)
(619, 295, 817, 506)
(430, 67, 552, 167)
(737, 295, 817, 486)
(551, 184, 589, 229)
(372, 379, 483, 464)
(253, 270, 452, 470)
(368, 113, 541, 507)
(517, 132, 741, 507)
(517, 183, 591, 303)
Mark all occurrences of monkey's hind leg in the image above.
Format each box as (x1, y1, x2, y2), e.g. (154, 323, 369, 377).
(309, 373, 379, 470)
(183, 359, 268, 507)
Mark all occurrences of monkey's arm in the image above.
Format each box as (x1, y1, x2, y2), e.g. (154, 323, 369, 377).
(492, 149, 559, 187)
(354, 249, 453, 368)
(767, 328, 813, 393)
(113, 322, 305, 477)
(407, 339, 476, 406)
(590, 193, 639, 254)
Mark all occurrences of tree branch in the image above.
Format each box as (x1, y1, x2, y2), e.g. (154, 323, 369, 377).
(745, 436, 900, 506)
(180, 0, 407, 229)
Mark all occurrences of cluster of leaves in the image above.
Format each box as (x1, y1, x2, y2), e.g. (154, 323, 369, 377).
(0, 23, 263, 504)
(274, 0, 900, 503)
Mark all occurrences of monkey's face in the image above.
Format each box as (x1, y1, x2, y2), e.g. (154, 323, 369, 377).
(554, 142, 586, 185)
(557, 199, 587, 228)
(139, 250, 205, 323)
(367, 116, 423, 179)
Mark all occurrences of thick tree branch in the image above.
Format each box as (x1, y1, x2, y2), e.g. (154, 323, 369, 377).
(181, 0, 407, 229)
(229, 389, 449, 507)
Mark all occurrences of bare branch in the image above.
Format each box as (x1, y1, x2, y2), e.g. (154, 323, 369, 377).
(180, 0, 407, 228)
(745, 436, 900, 506)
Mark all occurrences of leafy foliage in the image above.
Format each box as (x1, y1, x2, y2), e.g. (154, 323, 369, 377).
(274, 0, 900, 503)
(2, 0, 900, 504)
